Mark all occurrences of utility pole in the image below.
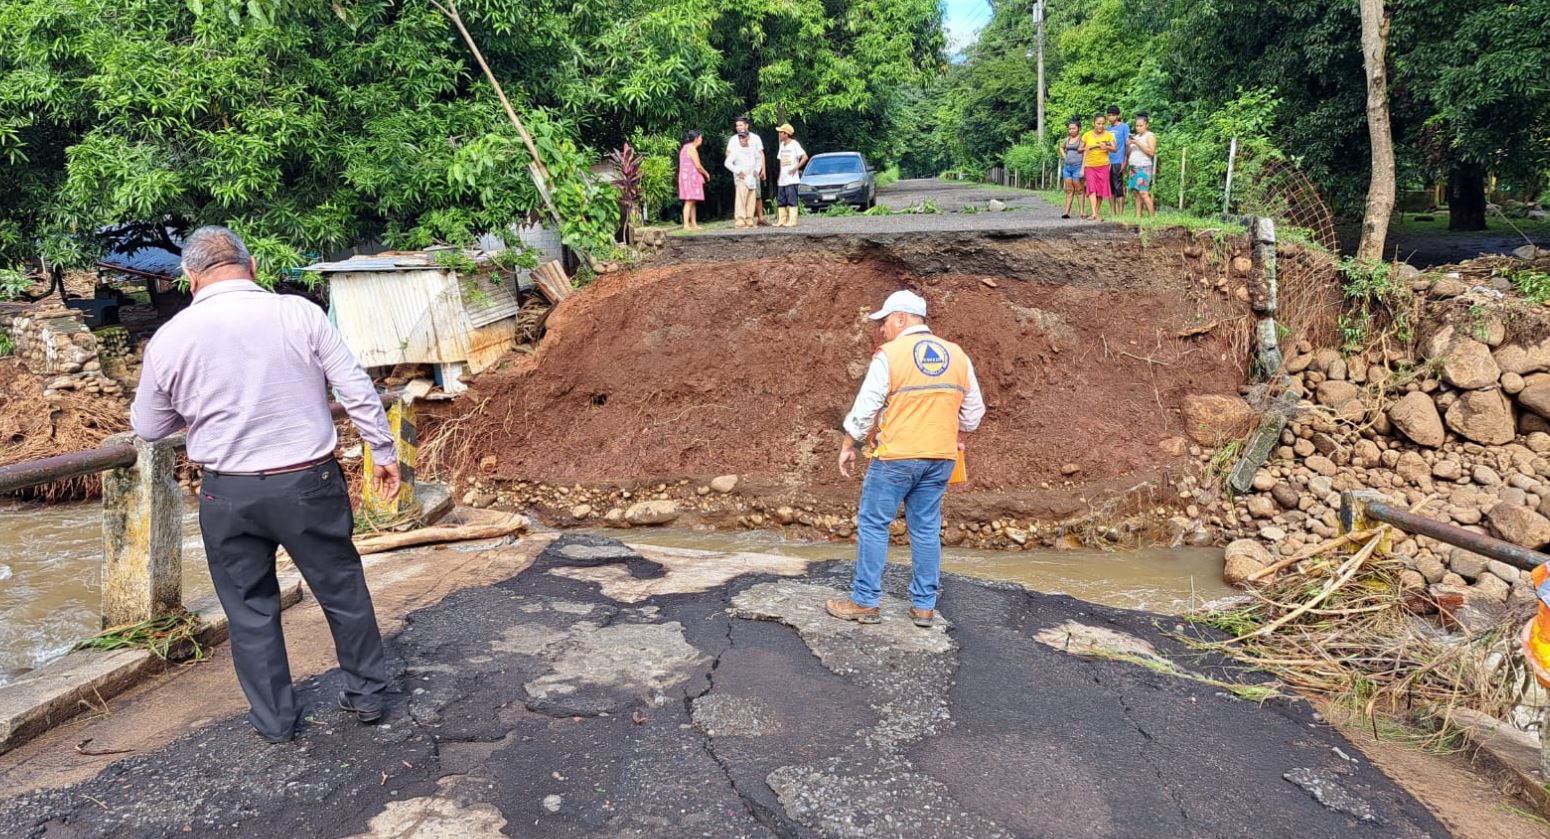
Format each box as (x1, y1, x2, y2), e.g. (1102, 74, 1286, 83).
(1033, 1, 1046, 142)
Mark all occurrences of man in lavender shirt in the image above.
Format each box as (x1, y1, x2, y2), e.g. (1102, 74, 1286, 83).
(132, 226, 400, 743)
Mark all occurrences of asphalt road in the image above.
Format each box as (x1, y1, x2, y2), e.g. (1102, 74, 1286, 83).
(0, 534, 1444, 838)
(677, 177, 1111, 239)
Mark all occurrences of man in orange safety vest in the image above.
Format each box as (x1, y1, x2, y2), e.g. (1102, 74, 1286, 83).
(829, 290, 985, 627)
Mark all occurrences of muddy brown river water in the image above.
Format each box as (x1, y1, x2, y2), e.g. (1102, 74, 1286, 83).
(0, 501, 213, 685)
(0, 502, 1230, 688)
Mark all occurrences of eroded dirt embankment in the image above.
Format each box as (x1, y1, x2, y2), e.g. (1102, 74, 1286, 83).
(424, 230, 1261, 543)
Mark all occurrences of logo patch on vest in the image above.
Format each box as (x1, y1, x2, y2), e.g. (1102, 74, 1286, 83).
(912, 339, 951, 377)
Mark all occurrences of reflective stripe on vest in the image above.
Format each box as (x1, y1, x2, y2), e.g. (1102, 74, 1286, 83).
(873, 332, 970, 461)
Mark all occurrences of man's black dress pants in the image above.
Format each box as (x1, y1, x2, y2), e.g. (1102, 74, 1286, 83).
(198, 460, 388, 739)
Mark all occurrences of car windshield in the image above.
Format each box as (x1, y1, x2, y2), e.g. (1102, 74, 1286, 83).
(805, 156, 863, 176)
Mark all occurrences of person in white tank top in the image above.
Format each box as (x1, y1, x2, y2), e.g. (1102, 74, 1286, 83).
(1127, 112, 1158, 219)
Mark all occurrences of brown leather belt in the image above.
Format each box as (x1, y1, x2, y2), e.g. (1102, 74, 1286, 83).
(204, 454, 335, 478)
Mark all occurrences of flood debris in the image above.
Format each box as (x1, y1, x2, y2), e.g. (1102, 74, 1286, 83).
(1189, 523, 1533, 745)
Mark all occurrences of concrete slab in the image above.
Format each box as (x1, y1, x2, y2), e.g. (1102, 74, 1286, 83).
(0, 573, 303, 756)
(0, 647, 157, 754)
(1450, 707, 1550, 817)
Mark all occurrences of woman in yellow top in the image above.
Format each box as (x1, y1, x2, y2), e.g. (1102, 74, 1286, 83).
(1078, 113, 1115, 221)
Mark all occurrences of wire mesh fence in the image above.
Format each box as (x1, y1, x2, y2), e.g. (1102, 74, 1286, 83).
(1238, 153, 1344, 350)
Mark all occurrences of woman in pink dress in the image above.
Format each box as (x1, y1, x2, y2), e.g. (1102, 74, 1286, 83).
(678, 131, 710, 230)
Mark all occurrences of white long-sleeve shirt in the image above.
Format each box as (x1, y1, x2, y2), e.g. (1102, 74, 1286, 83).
(842, 325, 985, 444)
(132, 280, 395, 472)
(725, 141, 762, 179)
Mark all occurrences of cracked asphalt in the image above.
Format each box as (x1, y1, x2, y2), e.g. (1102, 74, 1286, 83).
(0, 534, 1446, 838)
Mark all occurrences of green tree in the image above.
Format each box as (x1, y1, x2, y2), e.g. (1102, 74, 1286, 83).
(1391, 0, 1550, 229)
(0, 0, 944, 274)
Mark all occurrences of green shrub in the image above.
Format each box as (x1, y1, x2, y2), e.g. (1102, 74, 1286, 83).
(629, 131, 680, 218)
(0, 268, 31, 300)
(1336, 257, 1411, 352)
(1152, 88, 1284, 217)
(1507, 268, 1550, 305)
(1003, 137, 1058, 182)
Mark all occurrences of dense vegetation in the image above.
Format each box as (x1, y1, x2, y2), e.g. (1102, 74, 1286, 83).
(908, 0, 1550, 229)
(2, 0, 1543, 277)
(0, 0, 942, 275)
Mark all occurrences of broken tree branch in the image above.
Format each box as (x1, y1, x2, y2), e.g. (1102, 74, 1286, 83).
(353, 513, 529, 556)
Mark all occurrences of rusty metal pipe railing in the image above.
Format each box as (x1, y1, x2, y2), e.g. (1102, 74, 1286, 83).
(0, 446, 138, 494)
(0, 392, 396, 495)
(1340, 492, 1550, 572)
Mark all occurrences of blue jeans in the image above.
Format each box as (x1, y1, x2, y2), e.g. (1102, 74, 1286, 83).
(852, 457, 955, 610)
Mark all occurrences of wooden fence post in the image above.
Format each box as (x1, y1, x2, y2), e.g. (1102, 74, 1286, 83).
(1223, 137, 1239, 215)
(100, 434, 182, 628)
(1178, 147, 1187, 210)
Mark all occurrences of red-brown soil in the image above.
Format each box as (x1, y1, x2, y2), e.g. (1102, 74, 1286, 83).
(426, 237, 1249, 514)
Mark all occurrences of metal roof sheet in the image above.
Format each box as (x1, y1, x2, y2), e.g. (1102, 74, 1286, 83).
(303, 254, 437, 273)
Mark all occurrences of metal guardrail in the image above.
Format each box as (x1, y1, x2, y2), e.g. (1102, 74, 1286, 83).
(1340, 490, 1547, 572)
(0, 446, 139, 494)
(0, 397, 378, 495)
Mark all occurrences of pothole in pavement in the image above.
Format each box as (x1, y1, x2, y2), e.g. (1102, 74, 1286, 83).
(545, 538, 816, 604)
(345, 794, 508, 839)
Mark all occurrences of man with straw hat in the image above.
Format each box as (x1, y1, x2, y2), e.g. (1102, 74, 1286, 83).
(774, 123, 808, 228)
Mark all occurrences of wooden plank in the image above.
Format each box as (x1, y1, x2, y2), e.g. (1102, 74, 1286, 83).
(532, 260, 573, 304)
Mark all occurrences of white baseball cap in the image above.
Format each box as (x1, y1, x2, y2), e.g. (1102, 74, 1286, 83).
(868, 290, 928, 321)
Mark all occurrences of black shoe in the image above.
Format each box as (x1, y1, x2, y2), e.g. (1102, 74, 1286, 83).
(1061, 213, 1070, 219)
(339, 695, 384, 724)
(255, 727, 295, 744)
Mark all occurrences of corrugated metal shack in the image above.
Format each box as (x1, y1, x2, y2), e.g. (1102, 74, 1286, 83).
(305, 245, 542, 393)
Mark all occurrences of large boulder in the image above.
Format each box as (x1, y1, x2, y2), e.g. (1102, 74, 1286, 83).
(1223, 539, 1273, 586)
(1387, 391, 1446, 447)
(1517, 382, 1550, 420)
(624, 500, 680, 526)
(1493, 338, 1550, 376)
(1487, 502, 1550, 549)
(1314, 379, 1361, 409)
(1421, 323, 1457, 360)
(1444, 388, 1515, 445)
(1438, 338, 1501, 390)
(1180, 394, 1257, 446)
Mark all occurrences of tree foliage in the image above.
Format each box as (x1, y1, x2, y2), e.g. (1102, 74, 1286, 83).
(914, 0, 1550, 228)
(0, 0, 942, 272)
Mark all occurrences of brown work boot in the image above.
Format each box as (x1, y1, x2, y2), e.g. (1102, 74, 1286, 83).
(826, 598, 881, 624)
(908, 607, 935, 628)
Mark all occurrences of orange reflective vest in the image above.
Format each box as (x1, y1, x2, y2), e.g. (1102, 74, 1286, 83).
(1522, 563, 1550, 688)
(872, 331, 971, 461)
